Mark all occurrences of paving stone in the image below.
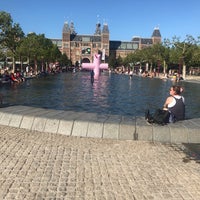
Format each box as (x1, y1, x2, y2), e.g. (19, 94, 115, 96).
(0, 106, 200, 199)
(0, 125, 200, 199)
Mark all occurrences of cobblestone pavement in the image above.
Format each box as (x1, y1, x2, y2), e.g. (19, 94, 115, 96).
(0, 125, 200, 200)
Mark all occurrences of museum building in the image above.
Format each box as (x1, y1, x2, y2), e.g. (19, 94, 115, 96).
(51, 22, 162, 66)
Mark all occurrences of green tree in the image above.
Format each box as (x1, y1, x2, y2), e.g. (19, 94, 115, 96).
(108, 52, 118, 69)
(0, 11, 24, 72)
(190, 45, 200, 68)
(164, 35, 200, 78)
(149, 43, 170, 74)
(59, 53, 71, 69)
(17, 32, 62, 73)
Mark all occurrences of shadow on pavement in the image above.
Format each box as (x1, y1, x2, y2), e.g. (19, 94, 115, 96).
(168, 143, 200, 164)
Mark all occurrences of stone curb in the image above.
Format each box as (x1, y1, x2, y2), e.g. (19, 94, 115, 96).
(0, 105, 199, 143)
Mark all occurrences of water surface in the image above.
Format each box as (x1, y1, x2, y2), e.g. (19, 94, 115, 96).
(0, 72, 199, 119)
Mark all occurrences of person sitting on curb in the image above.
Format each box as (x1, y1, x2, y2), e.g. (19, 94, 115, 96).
(145, 85, 185, 124)
(163, 85, 185, 122)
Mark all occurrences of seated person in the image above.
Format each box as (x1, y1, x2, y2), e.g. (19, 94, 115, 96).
(146, 85, 185, 124)
(10, 73, 20, 83)
(163, 85, 185, 122)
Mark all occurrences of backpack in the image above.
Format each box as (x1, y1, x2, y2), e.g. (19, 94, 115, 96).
(152, 109, 170, 125)
(146, 109, 170, 125)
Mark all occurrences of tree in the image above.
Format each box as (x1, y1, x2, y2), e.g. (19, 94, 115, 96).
(164, 35, 200, 79)
(59, 53, 71, 69)
(149, 43, 170, 75)
(17, 32, 62, 73)
(108, 52, 118, 69)
(190, 45, 200, 68)
(0, 11, 24, 72)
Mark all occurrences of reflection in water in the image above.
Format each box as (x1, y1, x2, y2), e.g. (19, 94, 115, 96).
(0, 72, 199, 118)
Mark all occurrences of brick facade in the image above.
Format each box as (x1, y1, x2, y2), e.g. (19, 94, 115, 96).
(51, 22, 161, 65)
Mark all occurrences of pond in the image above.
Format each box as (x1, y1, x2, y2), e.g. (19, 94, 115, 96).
(0, 72, 199, 119)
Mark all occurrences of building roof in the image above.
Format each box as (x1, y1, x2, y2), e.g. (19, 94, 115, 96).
(110, 41, 139, 50)
(62, 22, 70, 33)
(152, 27, 161, 37)
(131, 37, 140, 42)
(102, 23, 109, 34)
(94, 23, 101, 35)
(70, 35, 101, 42)
(63, 21, 77, 34)
(141, 38, 153, 45)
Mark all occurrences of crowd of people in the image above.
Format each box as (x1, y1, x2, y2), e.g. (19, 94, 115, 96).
(0, 63, 63, 85)
(0, 70, 25, 84)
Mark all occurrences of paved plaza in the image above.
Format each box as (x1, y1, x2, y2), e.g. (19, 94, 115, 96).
(0, 125, 200, 200)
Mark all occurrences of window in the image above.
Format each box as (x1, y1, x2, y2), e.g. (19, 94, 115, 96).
(82, 48, 91, 55)
(120, 43, 126, 49)
(82, 43, 89, 47)
(82, 37, 90, 42)
(64, 43, 68, 48)
(133, 44, 138, 49)
(127, 44, 132, 49)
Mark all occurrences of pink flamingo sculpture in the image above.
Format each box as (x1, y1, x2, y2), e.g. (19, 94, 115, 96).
(82, 54, 108, 79)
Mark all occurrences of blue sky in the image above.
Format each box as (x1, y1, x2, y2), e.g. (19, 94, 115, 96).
(1, 0, 199, 41)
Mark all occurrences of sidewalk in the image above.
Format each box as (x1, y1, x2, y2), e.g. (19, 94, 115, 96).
(184, 75, 200, 83)
(0, 125, 200, 199)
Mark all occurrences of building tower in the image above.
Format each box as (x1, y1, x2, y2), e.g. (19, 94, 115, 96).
(94, 22, 101, 35)
(101, 23, 109, 61)
(152, 27, 162, 44)
(62, 22, 71, 58)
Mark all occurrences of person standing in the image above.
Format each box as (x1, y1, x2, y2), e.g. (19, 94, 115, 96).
(90, 70, 94, 84)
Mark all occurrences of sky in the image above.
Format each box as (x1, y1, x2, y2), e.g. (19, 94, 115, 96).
(0, 0, 200, 42)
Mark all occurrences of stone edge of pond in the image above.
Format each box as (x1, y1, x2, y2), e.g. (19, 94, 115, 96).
(0, 105, 199, 144)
